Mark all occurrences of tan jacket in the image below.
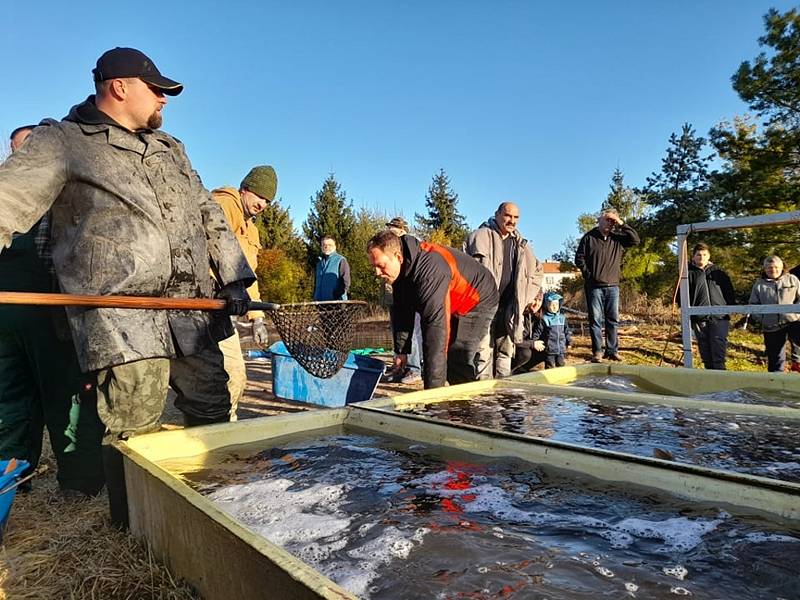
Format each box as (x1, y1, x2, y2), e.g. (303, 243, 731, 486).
(0, 98, 255, 371)
(463, 218, 543, 343)
(212, 187, 264, 320)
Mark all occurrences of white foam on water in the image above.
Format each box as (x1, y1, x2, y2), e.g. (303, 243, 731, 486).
(614, 517, 723, 552)
(599, 530, 635, 549)
(625, 582, 639, 592)
(596, 566, 615, 578)
(670, 587, 692, 595)
(339, 525, 429, 597)
(319, 560, 376, 598)
(663, 565, 688, 581)
(409, 474, 726, 556)
(295, 538, 349, 564)
(741, 532, 800, 544)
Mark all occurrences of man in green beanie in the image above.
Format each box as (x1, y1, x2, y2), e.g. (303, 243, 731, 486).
(212, 165, 277, 419)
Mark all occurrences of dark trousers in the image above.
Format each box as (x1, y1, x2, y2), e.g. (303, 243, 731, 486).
(442, 303, 497, 387)
(586, 285, 620, 355)
(511, 345, 546, 374)
(692, 319, 729, 370)
(545, 354, 566, 369)
(0, 305, 105, 494)
(764, 322, 800, 372)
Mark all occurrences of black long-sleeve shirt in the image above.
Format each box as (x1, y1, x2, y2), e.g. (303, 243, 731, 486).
(574, 224, 639, 287)
(682, 262, 736, 322)
(391, 236, 498, 388)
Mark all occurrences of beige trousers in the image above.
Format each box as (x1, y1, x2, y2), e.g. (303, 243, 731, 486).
(218, 330, 247, 421)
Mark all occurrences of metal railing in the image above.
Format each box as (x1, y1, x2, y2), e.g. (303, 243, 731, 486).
(676, 210, 800, 368)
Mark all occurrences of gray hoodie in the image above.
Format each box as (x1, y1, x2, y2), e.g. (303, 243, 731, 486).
(748, 272, 800, 332)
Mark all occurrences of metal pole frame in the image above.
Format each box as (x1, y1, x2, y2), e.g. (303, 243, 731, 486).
(677, 210, 800, 368)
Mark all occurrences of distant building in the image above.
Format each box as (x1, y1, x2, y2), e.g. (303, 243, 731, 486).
(541, 261, 579, 292)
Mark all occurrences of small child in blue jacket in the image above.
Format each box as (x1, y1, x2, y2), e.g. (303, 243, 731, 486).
(532, 291, 571, 368)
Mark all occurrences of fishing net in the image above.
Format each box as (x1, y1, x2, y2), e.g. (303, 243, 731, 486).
(266, 300, 368, 379)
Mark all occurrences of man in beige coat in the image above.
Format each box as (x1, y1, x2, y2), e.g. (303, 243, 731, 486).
(464, 202, 543, 378)
(212, 166, 276, 419)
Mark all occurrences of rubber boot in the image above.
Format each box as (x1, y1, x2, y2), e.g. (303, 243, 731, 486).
(101, 444, 129, 530)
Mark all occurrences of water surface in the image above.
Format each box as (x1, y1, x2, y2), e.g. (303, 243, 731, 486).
(168, 430, 800, 599)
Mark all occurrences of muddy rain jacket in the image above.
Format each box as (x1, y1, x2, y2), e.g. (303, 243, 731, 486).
(392, 236, 498, 387)
(463, 218, 543, 343)
(0, 97, 255, 371)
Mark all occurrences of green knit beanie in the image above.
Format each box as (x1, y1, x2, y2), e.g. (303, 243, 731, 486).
(241, 165, 277, 201)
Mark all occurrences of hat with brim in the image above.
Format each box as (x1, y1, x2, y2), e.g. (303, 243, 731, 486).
(93, 47, 184, 96)
(386, 216, 409, 230)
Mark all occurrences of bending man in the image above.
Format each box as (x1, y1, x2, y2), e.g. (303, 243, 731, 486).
(368, 230, 498, 389)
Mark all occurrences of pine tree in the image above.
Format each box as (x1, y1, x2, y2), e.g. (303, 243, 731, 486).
(603, 168, 646, 223)
(302, 174, 357, 266)
(414, 169, 469, 246)
(254, 199, 311, 301)
(256, 199, 305, 260)
(640, 123, 712, 240)
(733, 8, 800, 129)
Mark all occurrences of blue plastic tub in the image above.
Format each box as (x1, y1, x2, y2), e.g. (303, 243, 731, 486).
(0, 458, 30, 543)
(269, 341, 385, 407)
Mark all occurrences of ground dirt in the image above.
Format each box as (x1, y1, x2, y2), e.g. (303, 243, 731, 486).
(0, 317, 783, 599)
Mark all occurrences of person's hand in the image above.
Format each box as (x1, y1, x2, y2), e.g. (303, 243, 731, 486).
(533, 341, 545, 352)
(611, 213, 624, 226)
(393, 354, 408, 371)
(252, 318, 269, 347)
(216, 282, 249, 316)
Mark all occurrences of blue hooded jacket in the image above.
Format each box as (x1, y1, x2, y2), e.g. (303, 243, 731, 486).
(532, 291, 571, 355)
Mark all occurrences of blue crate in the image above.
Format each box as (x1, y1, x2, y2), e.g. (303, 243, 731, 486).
(0, 459, 29, 543)
(269, 341, 385, 407)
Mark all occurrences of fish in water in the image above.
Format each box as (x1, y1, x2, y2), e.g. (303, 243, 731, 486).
(653, 448, 674, 461)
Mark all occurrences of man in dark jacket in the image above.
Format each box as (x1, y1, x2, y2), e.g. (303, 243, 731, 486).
(575, 209, 639, 362)
(368, 230, 498, 389)
(684, 243, 736, 370)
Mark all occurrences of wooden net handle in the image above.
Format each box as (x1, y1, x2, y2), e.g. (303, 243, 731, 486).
(0, 291, 279, 311)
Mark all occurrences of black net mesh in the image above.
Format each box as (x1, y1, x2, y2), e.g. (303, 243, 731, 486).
(267, 300, 368, 379)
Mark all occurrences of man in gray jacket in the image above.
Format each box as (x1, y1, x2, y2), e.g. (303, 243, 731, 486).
(464, 202, 543, 378)
(0, 48, 254, 523)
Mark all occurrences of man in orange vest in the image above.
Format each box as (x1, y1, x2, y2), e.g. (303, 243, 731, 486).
(368, 230, 498, 389)
(212, 165, 276, 419)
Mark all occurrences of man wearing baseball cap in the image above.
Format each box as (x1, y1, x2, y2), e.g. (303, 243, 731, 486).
(0, 47, 255, 525)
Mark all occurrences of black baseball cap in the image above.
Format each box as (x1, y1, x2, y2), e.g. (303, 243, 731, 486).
(92, 47, 183, 96)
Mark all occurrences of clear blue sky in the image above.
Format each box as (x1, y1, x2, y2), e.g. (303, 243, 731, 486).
(2, 1, 794, 259)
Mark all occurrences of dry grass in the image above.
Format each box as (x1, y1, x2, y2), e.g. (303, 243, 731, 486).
(0, 447, 198, 600)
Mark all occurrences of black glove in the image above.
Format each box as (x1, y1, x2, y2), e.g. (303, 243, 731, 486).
(217, 281, 250, 316)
